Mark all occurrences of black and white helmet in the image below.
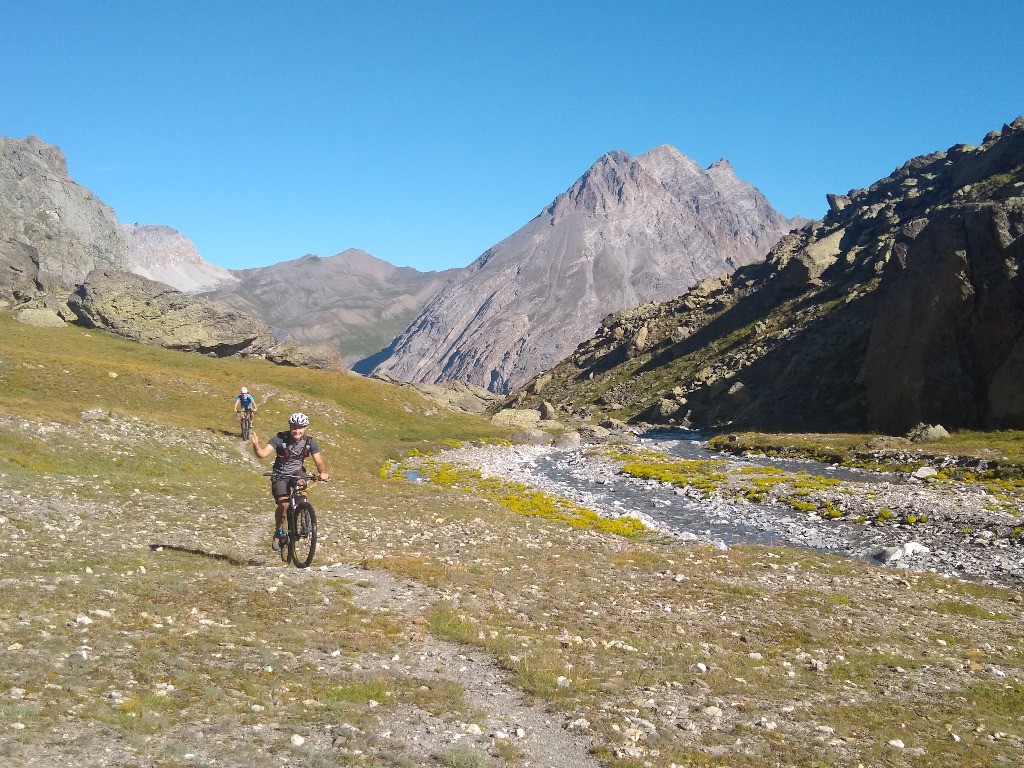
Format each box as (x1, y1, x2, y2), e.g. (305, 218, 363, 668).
(289, 412, 310, 428)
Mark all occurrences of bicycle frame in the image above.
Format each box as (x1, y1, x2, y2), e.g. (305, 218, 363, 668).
(265, 471, 320, 567)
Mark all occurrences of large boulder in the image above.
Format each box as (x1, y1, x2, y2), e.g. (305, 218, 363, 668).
(67, 268, 278, 357)
(266, 341, 344, 370)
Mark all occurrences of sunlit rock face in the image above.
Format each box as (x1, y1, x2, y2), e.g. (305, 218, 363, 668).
(372, 145, 798, 393)
(0, 135, 128, 300)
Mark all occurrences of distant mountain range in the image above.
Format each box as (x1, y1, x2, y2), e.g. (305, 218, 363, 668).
(203, 250, 461, 365)
(370, 145, 803, 393)
(1, 132, 815, 414)
(9, 121, 1021, 434)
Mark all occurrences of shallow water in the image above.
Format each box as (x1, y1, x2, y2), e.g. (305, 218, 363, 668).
(636, 427, 890, 484)
(525, 428, 900, 552)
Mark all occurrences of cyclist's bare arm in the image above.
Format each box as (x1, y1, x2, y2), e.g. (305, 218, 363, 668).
(250, 431, 275, 459)
(312, 451, 329, 482)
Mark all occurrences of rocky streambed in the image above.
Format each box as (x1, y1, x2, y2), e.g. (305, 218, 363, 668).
(411, 428, 1024, 589)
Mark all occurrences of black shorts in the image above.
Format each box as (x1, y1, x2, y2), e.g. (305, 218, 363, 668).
(270, 476, 293, 499)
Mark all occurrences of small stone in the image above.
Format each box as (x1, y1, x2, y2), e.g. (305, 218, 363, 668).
(291, 734, 305, 746)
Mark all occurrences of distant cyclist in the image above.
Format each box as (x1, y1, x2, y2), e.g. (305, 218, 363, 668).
(234, 387, 257, 423)
(250, 412, 329, 552)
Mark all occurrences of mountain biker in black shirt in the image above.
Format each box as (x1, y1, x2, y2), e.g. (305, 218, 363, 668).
(250, 411, 329, 552)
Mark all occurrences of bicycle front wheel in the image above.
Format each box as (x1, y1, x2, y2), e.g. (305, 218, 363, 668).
(288, 502, 317, 568)
(241, 414, 251, 440)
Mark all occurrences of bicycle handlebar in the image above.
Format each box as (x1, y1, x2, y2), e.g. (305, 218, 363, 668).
(263, 471, 322, 482)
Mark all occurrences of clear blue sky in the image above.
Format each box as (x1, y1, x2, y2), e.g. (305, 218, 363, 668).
(4, 1, 1022, 272)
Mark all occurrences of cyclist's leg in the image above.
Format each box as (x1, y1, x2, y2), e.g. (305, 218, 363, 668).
(274, 496, 289, 530)
(269, 476, 291, 551)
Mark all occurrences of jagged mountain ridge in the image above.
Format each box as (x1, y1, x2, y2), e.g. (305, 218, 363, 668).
(204, 249, 462, 365)
(505, 118, 1024, 434)
(370, 145, 801, 393)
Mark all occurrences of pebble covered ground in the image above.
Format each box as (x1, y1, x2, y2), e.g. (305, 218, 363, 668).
(2, 413, 1023, 766)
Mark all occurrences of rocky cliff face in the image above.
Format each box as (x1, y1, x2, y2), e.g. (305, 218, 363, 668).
(370, 146, 799, 393)
(507, 118, 1024, 434)
(0, 136, 128, 301)
(204, 250, 460, 366)
(124, 224, 237, 292)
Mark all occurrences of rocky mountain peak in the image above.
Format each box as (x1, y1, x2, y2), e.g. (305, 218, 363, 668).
(206, 249, 461, 366)
(123, 223, 237, 293)
(17, 134, 69, 177)
(371, 144, 800, 394)
(546, 150, 655, 220)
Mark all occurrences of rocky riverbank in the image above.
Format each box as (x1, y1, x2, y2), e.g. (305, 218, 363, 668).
(413, 431, 1024, 590)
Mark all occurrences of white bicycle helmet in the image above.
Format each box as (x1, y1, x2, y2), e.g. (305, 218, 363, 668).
(289, 411, 309, 427)
(240, 387, 248, 394)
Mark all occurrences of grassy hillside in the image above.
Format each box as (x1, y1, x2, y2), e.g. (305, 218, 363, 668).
(1, 313, 1023, 767)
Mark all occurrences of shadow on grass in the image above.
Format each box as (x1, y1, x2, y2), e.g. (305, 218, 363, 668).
(149, 543, 262, 567)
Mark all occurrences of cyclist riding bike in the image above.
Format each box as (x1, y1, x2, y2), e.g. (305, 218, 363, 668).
(250, 411, 329, 552)
(233, 386, 257, 421)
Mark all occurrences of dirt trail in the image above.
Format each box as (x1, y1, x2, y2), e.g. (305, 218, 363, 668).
(318, 563, 600, 767)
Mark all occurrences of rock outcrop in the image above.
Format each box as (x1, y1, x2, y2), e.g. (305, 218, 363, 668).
(204, 250, 460, 366)
(371, 146, 799, 393)
(504, 118, 1024, 434)
(0, 136, 128, 301)
(370, 375, 503, 414)
(68, 268, 278, 357)
(124, 223, 237, 292)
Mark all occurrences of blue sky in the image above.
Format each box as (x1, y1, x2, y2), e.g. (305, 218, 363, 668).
(4, 1, 1022, 272)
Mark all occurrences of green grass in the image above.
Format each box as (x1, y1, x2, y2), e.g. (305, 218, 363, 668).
(3, 311, 1024, 768)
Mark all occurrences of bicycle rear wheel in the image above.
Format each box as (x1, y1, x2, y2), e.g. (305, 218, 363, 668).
(288, 502, 317, 568)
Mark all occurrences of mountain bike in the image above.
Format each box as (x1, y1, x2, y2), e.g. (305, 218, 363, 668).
(239, 408, 255, 440)
(265, 472, 319, 568)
